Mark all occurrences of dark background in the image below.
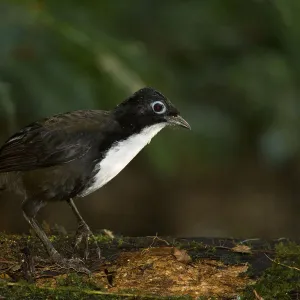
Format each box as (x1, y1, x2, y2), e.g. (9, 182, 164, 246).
(1, 0, 300, 238)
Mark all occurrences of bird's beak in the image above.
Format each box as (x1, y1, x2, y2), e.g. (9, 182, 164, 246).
(166, 115, 191, 130)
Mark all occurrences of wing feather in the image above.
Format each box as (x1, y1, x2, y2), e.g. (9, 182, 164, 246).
(0, 110, 112, 172)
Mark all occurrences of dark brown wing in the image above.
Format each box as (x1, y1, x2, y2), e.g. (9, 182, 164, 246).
(0, 110, 112, 172)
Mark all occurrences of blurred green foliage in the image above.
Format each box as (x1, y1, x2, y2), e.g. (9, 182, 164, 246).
(1, 0, 300, 171)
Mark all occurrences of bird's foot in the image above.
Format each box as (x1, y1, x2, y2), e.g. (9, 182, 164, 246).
(74, 221, 101, 260)
(50, 251, 90, 274)
(57, 257, 91, 274)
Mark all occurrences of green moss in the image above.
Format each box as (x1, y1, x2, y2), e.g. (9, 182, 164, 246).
(188, 240, 206, 251)
(56, 273, 103, 291)
(0, 282, 193, 300)
(242, 242, 300, 299)
(0, 283, 111, 300)
(2, 233, 299, 299)
(118, 289, 193, 300)
(49, 235, 59, 242)
(220, 253, 242, 265)
(93, 234, 114, 244)
(117, 238, 124, 247)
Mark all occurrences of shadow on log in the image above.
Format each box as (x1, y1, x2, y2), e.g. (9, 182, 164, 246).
(0, 233, 300, 299)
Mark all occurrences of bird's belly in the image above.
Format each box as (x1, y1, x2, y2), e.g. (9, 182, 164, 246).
(79, 123, 165, 197)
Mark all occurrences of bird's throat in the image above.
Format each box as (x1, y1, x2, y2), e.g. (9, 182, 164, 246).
(80, 123, 166, 196)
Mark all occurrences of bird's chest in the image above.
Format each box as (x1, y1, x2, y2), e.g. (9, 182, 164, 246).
(79, 124, 165, 197)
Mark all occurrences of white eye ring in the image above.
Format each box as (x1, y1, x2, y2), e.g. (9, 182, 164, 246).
(151, 101, 166, 114)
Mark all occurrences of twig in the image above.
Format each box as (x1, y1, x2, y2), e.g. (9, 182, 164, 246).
(147, 233, 170, 247)
(0, 260, 17, 264)
(214, 246, 232, 251)
(264, 253, 300, 272)
(240, 238, 260, 244)
(253, 289, 264, 300)
(141, 233, 170, 255)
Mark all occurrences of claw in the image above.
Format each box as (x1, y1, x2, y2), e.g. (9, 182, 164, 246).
(50, 251, 90, 274)
(58, 258, 91, 274)
(73, 221, 101, 260)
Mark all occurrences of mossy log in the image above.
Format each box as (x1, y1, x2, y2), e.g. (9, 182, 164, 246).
(0, 233, 299, 299)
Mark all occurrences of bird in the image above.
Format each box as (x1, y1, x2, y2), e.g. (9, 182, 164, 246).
(0, 87, 190, 272)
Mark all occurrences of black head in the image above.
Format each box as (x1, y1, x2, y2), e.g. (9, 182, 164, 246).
(113, 87, 190, 132)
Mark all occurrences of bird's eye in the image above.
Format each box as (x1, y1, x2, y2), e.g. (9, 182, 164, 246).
(151, 101, 166, 114)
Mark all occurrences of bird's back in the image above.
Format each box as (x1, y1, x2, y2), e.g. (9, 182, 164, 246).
(0, 110, 118, 199)
(0, 110, 114, 172)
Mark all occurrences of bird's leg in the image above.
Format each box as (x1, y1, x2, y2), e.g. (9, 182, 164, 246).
(23, 212, 61, 262)
(22, 201, 90, 274)
(67, 198, 101, 260)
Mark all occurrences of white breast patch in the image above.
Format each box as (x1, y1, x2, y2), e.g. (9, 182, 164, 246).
(80, 123, 166, 197)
